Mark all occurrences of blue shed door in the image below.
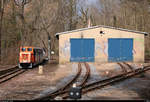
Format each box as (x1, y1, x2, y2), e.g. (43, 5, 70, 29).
(108, 38, 133, 62)
(121, 39, 133, 61)
(70, 38, 95, 62)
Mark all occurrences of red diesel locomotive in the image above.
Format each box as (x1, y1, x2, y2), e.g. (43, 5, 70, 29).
(19, 46, 46, 68)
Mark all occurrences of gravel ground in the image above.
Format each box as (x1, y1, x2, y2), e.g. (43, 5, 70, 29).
(34, 63, 78, 99)
(85, 63, 103, 84)
(0, 62, 150, 100)
(0, 62, 73, 100)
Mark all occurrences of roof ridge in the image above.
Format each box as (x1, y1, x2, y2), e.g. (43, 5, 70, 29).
(55, 25, 149, 36)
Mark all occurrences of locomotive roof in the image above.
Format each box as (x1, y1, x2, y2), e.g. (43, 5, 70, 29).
(20, 46, 43, 50)
(33, 47, 43, 49)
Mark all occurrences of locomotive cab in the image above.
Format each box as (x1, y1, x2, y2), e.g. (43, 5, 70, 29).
(19, 47, 34, 68)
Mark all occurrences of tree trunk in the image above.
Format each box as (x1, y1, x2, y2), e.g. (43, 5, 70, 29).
(21, 5, 25, 46)
(0, 0, 4, 62)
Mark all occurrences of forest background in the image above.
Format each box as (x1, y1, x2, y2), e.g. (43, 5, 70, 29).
(0, 0, 150, 65)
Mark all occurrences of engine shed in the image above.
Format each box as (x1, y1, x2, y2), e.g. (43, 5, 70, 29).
(55, 25, 148, 64)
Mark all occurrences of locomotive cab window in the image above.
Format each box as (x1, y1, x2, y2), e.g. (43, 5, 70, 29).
(33, 49, 36, 55)
(22, 48, 26, 51)
(28, 48, 32, 51)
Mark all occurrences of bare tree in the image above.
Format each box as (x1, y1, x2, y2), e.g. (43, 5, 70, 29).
(14, 0, 31, 46)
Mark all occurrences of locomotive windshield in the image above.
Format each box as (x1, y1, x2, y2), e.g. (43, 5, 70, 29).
(22, 48, 26, 51)
(27, 48, 32, 51)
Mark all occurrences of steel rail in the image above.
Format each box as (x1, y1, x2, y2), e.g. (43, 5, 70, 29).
(0, 59, 47, 85)
(82, 65, 150, 91)
(0, 68, 21, 79)
(34, 63, 82, 100)
(78, 62, 91, 86)
(36, 63, 150, 100)
(122, 62, 134, 72)
(0, 69, 27, 84)
(60, 62, 82, 91)
(81, 65, 150, 94)
(60, 62, 91, 99)
(35, 62, 91, 100)
(117, 63, 127, 73)
(0, 66, 18, 76)
(62, 65, 150, 99)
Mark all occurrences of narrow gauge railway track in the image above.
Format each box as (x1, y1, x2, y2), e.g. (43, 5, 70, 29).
(77, 62, 91, 86)
(35, 62, 91, 100)
(34, 63, 82, 100)
(122, 62, 134, 72)
(117, 62, 128, 73)
(81, 65, 150, 95)
(62, 63, 150, 99)
(0, 66, 27, 84)
(117, 62, 134, 72)
(36, 62, 150, 100)
(0, 59, 48, 85)
(0, 66, 18, 76)
(60, 62, 91, 98)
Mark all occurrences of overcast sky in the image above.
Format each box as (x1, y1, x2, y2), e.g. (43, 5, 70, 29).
(77, 0, 100, 16)
(87, 0, 98, 4)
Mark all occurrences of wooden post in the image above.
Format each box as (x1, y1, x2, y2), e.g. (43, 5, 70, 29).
(39, 65, 43, 74)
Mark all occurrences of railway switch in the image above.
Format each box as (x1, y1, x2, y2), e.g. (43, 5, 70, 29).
(69, 84, 82, 99)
